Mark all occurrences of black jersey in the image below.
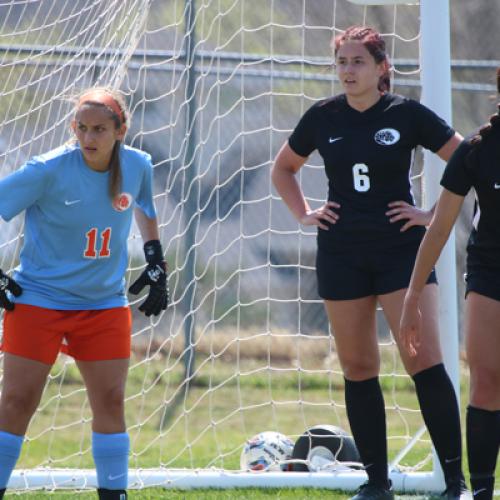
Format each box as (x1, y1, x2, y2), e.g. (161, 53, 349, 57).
(441, 127, 500, 268)
(288, 93, 455, 251)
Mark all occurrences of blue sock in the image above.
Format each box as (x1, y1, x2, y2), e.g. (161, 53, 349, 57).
(0, 431, 23, 488)
(92, 432, 130, 490)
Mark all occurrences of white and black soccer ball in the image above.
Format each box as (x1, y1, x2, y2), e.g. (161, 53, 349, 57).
(240, 431, 294, 472)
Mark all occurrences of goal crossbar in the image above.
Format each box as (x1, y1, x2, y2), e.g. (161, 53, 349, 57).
(9, 469, 444, 492)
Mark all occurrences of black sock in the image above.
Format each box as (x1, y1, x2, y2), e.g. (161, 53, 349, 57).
(97, 488, 127, 500)
(345, 377, 388, 488)
(412, 364, 463, 486)
(467, 406, 498, 500)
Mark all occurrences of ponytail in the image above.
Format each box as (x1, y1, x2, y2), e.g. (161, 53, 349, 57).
(466, 67, 500, 166)
(378, 65, 391, 93)
(109, 141, 123, 201)
(470, 67, 500, 145)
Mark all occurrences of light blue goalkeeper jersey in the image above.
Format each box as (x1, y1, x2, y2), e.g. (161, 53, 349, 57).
(0, 143, 156, 310)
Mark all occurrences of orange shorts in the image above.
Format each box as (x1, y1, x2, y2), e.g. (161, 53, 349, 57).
(2, 304, 131, 365)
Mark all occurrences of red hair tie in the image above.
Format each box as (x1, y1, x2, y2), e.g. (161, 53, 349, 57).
(78, 90, 124, 124)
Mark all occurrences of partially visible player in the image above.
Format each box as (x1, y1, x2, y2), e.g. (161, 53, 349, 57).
(401, 67, 500, 500)
(272, 25, 467, 500)
(0, 88, 168, 500)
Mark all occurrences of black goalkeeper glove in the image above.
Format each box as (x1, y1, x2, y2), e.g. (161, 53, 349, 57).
(128, 240, 169, 317)
(0, 269, 22, 311)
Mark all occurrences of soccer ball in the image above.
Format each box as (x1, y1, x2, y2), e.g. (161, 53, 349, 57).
(240, 431, 294, 471)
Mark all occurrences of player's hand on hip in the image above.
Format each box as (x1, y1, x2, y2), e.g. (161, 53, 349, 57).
(128, 240, 169, 317)
(399, 294, 422, 357)
(0, 269, 22, 311)
(299, 201, 340, 230)
(386, 201, 432, 231)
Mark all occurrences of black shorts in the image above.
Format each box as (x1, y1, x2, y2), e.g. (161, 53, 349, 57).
(465, 266, 500, 302)
(316, 242, 437, 300)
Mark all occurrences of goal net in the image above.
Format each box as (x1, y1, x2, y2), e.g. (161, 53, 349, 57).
(0, 0, 458, 493)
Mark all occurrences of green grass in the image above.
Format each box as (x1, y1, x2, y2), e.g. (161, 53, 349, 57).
(4, 488, 376, 499)
(5, 346, 500, 498)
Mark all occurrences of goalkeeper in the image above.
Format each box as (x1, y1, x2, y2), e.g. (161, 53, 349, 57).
(0, 87, 168, 500)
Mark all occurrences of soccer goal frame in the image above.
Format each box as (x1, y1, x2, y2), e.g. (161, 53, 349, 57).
(2, 0, 459, 494)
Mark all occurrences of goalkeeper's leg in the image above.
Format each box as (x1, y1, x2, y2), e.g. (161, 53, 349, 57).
(0, 353, 53, 498)
(77, 358, 130, 500)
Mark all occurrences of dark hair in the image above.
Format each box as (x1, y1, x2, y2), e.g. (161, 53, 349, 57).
(465, 68, 500, 170)
(75, 87, 129, 201)
(469, 67, 500, 146)
(332, 25, 391, 92)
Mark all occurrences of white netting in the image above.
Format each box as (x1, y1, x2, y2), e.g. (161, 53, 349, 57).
(0, 0, 453, 492)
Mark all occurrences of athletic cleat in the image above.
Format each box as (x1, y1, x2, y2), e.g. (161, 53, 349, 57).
(441, 478, 471, 499)
(97, 489, 127, 500)
(350, 481, 394, 500)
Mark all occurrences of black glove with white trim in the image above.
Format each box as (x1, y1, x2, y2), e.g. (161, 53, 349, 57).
(128, 240, 169, 317)
(0, 269, 22, 311)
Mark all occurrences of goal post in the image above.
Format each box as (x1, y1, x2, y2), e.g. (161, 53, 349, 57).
(0, 0, 458, 494)
(420, 1, 460, 485)
(420, 0, 460, 395)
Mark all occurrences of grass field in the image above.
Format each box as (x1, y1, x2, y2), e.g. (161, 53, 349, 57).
(5, 333, 500, 498)
(2, 488, 436, 499)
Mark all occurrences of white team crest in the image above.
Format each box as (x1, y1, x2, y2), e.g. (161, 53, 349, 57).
(113, 192, 133, 212)
(374, 128, 400, 146)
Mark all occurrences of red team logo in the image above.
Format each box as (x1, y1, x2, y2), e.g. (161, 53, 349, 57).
(113, 192, 133, 212)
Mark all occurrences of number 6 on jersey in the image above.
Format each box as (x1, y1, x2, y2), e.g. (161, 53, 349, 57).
(352, 163, 370, 192)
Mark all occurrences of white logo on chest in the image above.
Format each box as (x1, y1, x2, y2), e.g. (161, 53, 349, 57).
(374, 128, 400, 146)
(329, 137, 343, 144)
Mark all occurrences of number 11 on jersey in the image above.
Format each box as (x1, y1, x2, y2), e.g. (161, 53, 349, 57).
(84, 227, 112, 258)
(352, 163, 370, 192)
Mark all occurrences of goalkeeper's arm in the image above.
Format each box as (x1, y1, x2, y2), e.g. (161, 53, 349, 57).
(128, 208, 169, 316)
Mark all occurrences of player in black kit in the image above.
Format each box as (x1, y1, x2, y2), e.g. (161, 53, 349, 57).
(401, 68, 500, 500)
(272, 26, 468, 500)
